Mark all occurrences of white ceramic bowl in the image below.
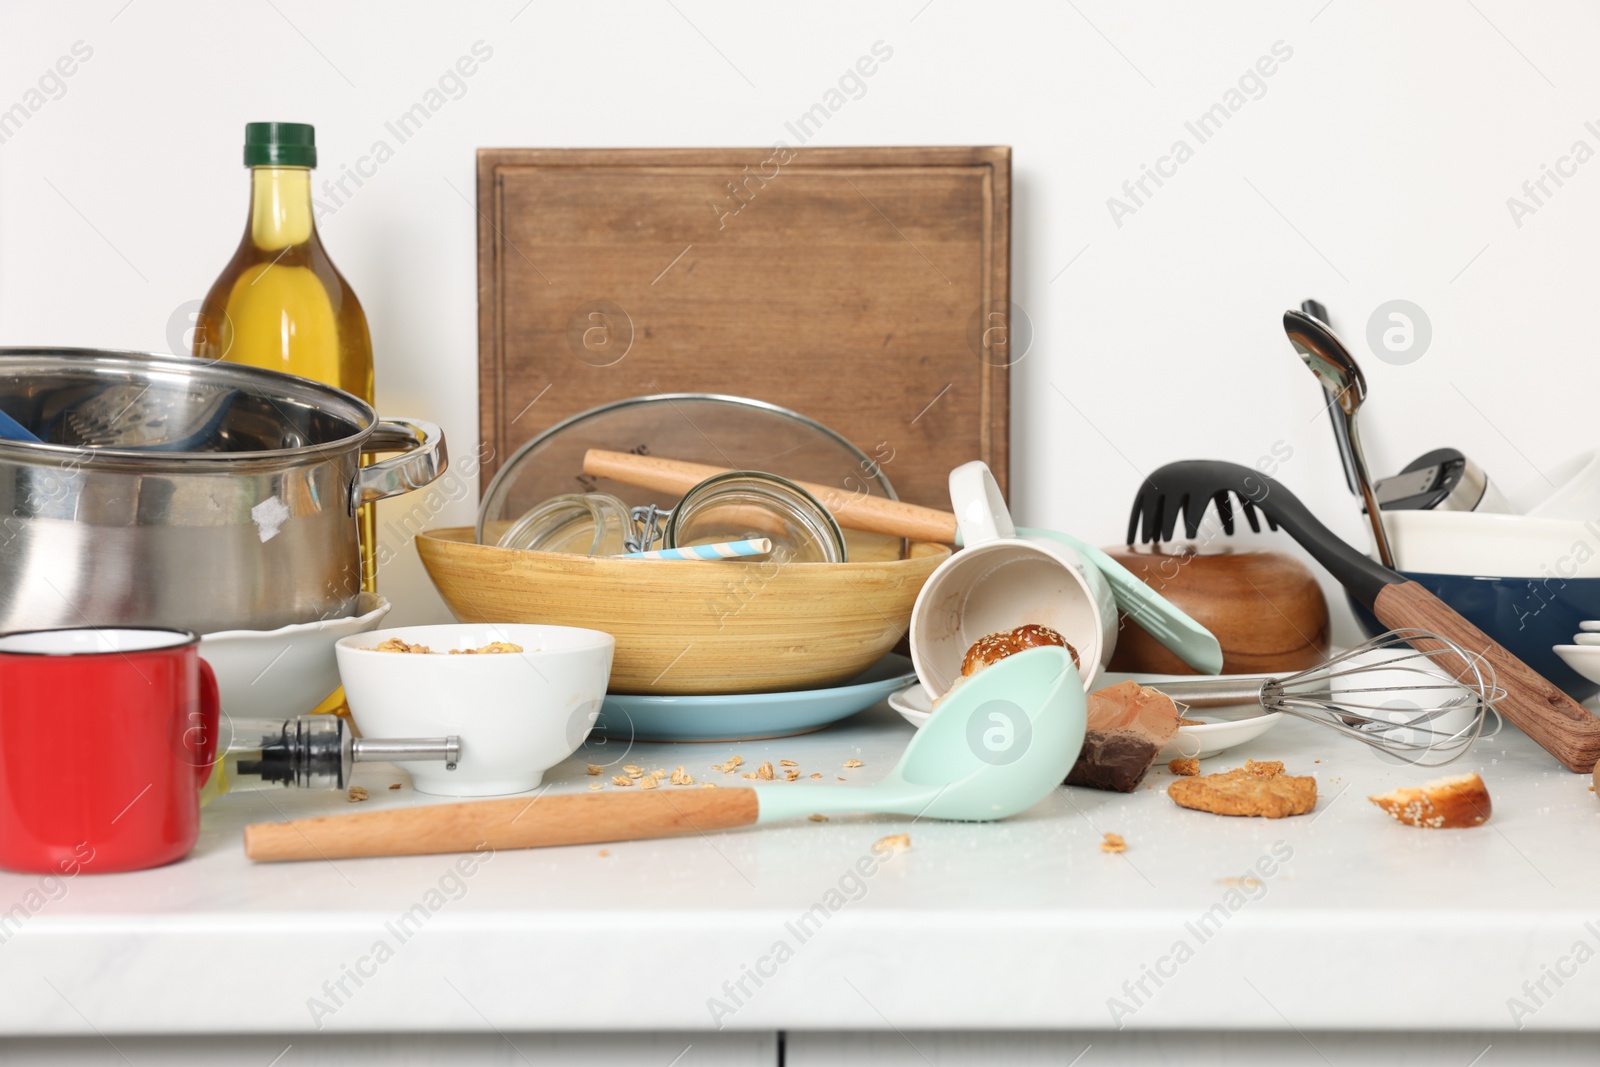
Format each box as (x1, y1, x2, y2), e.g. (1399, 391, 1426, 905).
(1381, 509, 1600, 579)
(909, 461, 1116, 701)
(200, 593, 390, 721)
(335, 623, 615, 796)
(1554, 644, 1600, 687)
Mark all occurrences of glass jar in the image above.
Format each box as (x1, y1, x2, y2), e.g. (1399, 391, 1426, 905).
(665, 471, 846, 564)
(495, 493, 634, 555)
(495, 472, 848, 562)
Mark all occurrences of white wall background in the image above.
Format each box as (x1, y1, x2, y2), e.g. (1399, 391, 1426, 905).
(3, 0, 1596, 639)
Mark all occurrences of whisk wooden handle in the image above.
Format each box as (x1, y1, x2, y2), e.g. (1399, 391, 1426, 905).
(1374, 581, 1600, 773)
(582, 449, 960, 544)
(244, 788, 761, 862)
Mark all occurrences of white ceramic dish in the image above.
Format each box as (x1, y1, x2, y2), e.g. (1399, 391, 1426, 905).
(1573, 633, 1600, 647)
(887, 677, 1282, 761)
(1381, 509, 1600, 578)
(1529, 449, 1600, 521)
(200, 593, 390, 721)
(1095, 670, 1283, 760)
(1554, 644, 1600, 687)
(335, 623, 614, 797)
(1579, 620, 1600, 633)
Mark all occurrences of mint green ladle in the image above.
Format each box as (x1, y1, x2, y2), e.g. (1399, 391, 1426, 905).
(754, 645, 1086, 824)
(244, 648, 1088, 863)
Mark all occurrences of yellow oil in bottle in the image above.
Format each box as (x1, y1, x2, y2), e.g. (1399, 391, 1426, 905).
(195, 123, 374, 735)
(194, 123, 378, 599)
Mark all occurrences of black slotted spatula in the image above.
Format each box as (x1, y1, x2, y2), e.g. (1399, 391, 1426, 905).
(1127, 459, 1600, 774)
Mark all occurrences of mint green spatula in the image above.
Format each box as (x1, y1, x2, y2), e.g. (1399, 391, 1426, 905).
(245, 648, 1088, 862)
(1016, 528, 1224, 675)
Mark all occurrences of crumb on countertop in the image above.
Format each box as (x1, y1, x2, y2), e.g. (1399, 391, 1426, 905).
(874, 833, 911, 854)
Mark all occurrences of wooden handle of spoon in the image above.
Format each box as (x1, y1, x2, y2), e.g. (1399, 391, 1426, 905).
(244, 787, 761, 862)
(583, 449, 960, 544)
(1374, 581, 1600, 773)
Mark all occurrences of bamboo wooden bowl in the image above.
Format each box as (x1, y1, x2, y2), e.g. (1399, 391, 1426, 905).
(416, 527, 950, 695)
(1102, 544, 1330, 675)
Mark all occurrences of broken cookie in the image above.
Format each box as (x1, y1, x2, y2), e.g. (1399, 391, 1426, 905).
(1168, 759, 1317, 819)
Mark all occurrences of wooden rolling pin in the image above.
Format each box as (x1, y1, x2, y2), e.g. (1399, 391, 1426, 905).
(583, 449, 960, 543)
(244, 788, 761, 862)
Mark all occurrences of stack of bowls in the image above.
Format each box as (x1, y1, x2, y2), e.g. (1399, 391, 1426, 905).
(1553, 622, 1600, 692)
(1349, 510, 1600, 700)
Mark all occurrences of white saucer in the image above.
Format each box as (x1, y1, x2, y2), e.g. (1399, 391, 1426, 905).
(887, 676, 1283, 761)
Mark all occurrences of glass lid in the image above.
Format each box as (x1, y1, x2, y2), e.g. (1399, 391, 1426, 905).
(477, 394, 903, 560)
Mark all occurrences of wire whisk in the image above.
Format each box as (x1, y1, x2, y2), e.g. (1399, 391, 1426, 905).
(1154, 629, 1504, 766)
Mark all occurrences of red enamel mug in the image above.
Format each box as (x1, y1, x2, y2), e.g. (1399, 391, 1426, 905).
(0, 627, 219, 874)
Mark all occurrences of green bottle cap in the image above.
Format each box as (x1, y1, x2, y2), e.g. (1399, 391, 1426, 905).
(243, 122, 316, 168)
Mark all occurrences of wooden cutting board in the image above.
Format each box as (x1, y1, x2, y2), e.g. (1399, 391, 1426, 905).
(475, 146, 1011, 507)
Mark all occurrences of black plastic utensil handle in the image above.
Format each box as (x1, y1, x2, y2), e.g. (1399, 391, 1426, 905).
(1129, 459, 1401, 606)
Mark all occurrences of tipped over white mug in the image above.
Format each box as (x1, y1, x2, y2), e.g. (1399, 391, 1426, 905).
(908, 461, 1116, 701)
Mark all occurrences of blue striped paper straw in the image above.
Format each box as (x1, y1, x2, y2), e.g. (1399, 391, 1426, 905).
(619, 538, 773, 561)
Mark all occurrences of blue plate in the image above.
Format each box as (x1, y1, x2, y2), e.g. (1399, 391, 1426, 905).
(595, 654, 916, 742)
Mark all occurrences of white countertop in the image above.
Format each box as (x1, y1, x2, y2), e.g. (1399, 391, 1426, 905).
(3, 700, 1598, 1037)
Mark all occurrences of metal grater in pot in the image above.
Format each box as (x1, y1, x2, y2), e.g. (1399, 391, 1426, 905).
(56, 380, 240, 451)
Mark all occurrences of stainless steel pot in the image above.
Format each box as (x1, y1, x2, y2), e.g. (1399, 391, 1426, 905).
(0, 348, 447, 634)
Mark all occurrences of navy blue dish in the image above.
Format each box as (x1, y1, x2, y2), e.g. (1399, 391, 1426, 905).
(1348, 571, 1600, 701)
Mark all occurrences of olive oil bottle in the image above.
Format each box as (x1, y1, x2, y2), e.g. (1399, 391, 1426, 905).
(194, 122, 378, 594)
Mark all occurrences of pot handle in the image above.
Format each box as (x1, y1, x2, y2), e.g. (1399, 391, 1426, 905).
(352, 418, 449, 507)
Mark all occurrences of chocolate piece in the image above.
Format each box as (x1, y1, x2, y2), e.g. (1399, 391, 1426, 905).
(1064, 681, 1180, 793)
(1067, 731, 1164, 792)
